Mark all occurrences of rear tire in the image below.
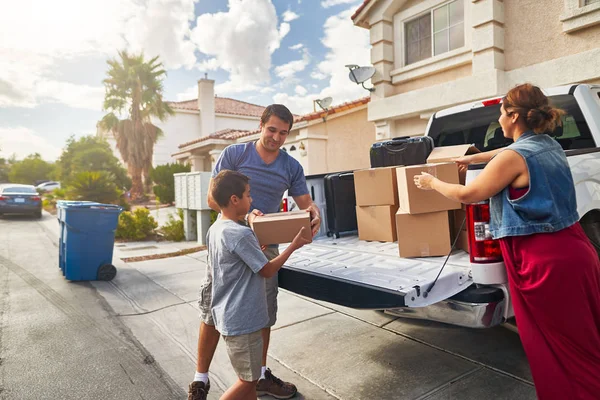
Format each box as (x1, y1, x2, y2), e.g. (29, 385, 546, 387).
(97, 264, 117, 281)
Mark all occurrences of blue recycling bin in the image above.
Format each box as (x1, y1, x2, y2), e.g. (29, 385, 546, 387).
(56, 201, 97, 275)
(59, 202, 122, 281)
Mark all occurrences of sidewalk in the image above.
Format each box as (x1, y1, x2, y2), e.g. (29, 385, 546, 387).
(40, 212, 536, 399)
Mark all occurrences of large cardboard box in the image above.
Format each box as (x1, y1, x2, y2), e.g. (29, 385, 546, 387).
(356, 205, 397, 242)
(252, 211, 312, 246)
(451, 208, 469, 253)
(354, 167, 399, 206)
(427, 144, 480, 185)
(395, 210, 452, 258)
(396, 162, 461, 215)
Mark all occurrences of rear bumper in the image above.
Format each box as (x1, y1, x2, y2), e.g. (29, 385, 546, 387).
(385, 297, 506, 328)
(0, 204, 42, 214)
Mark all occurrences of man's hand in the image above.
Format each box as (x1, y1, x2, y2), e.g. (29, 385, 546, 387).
(290, 227, 311, 250)
(247, 209, 263, 229)
(305, 204, 321, 237)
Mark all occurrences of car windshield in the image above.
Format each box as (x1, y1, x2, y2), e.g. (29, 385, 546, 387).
(3, 186, 37, 194)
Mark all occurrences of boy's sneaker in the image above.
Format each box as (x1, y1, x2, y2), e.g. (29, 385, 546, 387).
(188, 379, 210, 400)
(256, 368, 297, 399)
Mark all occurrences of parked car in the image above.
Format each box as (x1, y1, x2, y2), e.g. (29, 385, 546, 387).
(279, 83, 600, 329)
(36, 181, 61, 192)
(0, 184, 43, 218)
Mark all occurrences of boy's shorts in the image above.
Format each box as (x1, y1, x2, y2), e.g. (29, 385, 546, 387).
(223, 330, 263, 382)
(199, 247, 279, 327)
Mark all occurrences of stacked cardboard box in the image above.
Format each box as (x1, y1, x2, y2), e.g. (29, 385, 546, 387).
(451, 206, 470, 253)
(354, 166, 398, 242)
(394, 145, 478, 258)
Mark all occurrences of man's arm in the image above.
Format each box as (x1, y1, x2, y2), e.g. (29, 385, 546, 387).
(293, 194, 321, 237)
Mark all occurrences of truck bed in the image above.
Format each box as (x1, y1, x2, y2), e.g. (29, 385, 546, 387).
(279, 234, 473, 309)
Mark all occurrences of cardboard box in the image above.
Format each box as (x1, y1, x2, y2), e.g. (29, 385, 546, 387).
(252, 211, 312, 246)
(395, 210, 452, 258)
(396, 162, 461, 215)
(354, 167, 399, 206)
(427, 144, 480, 185)
(456, 230, 470, 253)
(356, 205, 397, 242)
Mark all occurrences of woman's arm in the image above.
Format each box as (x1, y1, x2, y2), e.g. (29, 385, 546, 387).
(455, 148, 504, 166)
(415, 150, 527, 204)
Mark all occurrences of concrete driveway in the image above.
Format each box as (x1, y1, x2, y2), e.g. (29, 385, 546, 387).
(1, 211, 537, 399)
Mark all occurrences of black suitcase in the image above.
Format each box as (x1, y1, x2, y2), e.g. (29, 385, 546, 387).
(324, 172, 357, 238)
(370, 136, 434, 168)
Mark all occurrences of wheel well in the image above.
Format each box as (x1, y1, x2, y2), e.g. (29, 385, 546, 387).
(580, 210, 600, 256)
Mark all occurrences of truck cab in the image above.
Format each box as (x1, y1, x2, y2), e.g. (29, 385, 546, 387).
(279, 84, 600, 329)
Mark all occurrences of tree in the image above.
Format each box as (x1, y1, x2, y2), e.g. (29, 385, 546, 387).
(99, 50, 173, 201)
(54, 135, 131, 190)
(66, 171, 121, 204)
(8, 153, 54, 184)
(150, 163, 191, 204)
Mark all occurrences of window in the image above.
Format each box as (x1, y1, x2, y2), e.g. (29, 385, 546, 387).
(405, 0, 464, 65)
(428, 95, 595, 151)
(585, 0, 600, 5)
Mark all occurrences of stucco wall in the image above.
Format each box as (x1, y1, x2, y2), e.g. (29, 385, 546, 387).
(153, 112, 201, 166)
(393, 116, 429, 137)
(504, 0, 600, 71)
(392, 64, 473, 95)
(323, 108, 374, 173)
(214, 115, 261, 133)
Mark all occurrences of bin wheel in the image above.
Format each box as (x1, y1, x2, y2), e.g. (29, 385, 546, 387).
(327, 232, 333, 237)
(98, 264, 117, 281)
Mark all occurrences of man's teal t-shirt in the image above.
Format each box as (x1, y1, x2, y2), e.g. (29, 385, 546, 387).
(212, 142, 309, 213)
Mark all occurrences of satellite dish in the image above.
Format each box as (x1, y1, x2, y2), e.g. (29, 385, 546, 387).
(315, 97, 333, 110)
(346, 65, 376, 92)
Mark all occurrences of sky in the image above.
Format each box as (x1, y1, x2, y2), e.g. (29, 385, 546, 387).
(0, 0, 371, 161)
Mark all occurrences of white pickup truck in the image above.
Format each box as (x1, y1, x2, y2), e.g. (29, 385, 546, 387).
(279, 83, 600, 329)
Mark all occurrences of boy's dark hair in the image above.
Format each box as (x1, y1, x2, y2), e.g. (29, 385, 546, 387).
(211, 170, 250, 207)
(261, 104, 294, 131)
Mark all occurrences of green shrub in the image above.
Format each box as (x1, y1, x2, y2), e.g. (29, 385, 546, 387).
(42, 188, 68, 212)
(66, 171, 121, 204)
(150, 163, 191, 204)
(115, 208, 158, 240)
(160, 209, 185, 241)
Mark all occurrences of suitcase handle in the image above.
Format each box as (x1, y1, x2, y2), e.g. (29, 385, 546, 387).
(339, 173, 354, 180)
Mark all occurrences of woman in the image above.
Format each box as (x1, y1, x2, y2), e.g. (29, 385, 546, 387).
(414, 83, 600, 399)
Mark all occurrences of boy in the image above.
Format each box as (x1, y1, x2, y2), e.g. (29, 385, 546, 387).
(190, 170, 309, 400)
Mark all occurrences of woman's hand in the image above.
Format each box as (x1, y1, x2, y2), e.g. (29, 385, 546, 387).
(414, 172, 436, 191)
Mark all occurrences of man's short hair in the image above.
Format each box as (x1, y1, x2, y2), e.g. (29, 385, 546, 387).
(261, 104, 294, 131)
(211, 170, 250, 208)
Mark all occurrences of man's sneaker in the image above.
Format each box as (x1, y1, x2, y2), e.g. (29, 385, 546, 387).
(256, 368, 297, 399)
(188, 379, 210, 400)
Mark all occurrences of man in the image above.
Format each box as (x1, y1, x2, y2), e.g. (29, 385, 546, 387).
(188, 104, 321, 400)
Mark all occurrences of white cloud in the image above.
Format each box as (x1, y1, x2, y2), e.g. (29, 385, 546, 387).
(274, 48, 311, 79)
(295, 85, 308, 96)
(289, 43, 304, 50)
(0, 127, 63, 161)
(321, 0, 361, 8)
(196, 58, 221, 72)
(282, 10, 300, 22)
(273, 7, 370, 114)
(0, 0, 198, 110)
(190, 0, 288, 96)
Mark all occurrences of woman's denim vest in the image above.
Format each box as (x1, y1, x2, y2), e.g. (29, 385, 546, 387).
(489, 131, 579, 239)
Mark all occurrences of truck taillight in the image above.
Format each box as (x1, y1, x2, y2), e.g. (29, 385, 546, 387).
(281, 198, 288, 212)
(466, 201, 503, 263)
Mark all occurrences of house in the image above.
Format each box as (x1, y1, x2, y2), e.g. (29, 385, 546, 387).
(351, 0, 600, 140)
(172, 97, 374, 175)
(98, 78, 266, 167)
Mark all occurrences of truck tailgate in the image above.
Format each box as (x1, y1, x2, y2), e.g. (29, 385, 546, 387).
(279, 235, 473, 309)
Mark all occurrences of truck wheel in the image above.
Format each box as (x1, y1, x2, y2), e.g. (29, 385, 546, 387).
(97, 264, 117, 281)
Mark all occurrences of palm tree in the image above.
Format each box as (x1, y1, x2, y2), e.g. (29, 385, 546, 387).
(99, 50, 173, 200)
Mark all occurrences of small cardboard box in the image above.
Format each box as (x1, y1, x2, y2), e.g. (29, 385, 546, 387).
(427, 144, 480, 185)
(354, 167, 399, 206)
(396, 162, 461, 215)
(395, 210, 452, 258)
(356, 205, 397, 242)
(252, 211, 312, 246)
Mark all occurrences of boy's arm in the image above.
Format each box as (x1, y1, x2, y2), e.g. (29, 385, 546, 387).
(259, 227, 310, 278)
